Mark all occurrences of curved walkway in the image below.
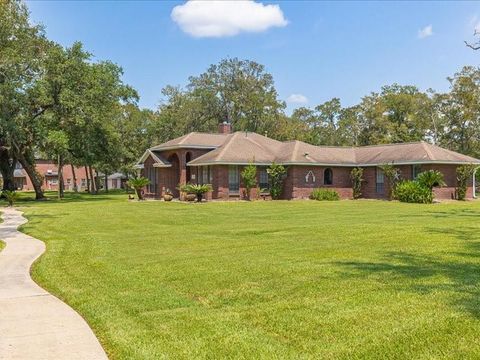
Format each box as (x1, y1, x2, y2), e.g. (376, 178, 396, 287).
(0, 208, 107, 360)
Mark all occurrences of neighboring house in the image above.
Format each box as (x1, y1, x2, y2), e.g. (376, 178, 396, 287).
(0, 168, 27, 190)
(15, 159, 91, 191)
(137, 123, 480, 200)
(106, 172, 128, 190)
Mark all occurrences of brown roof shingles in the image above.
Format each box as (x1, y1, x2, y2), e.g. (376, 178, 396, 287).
(146, 131, 480, 166)
(151, 132, 229, 150)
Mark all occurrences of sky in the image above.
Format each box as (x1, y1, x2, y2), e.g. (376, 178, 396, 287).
(27, 1, 480, 113)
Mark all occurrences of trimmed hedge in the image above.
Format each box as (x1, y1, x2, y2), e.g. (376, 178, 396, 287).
(394, 180, 433, 204)
(310, 188, 340, 201)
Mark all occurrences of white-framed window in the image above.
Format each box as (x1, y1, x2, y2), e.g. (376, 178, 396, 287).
(81, 179, 86, 187)
(202, 166, 209, 184)
(259, 167, 269, 190)
(376, 168, 384, 194)
(228, 165, 239, 194)
(145, 166, 157, 193)
(412, 164, 422, 179)
(50, 178, 58, 185)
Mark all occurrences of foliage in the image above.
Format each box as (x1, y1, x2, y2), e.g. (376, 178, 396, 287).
(379, 164, 401, 200)
(350, 167, 364, 199)
(3, 0, 480, 203)
(126, 177, 150, 200)
(456, 164, 476, 200)
(267, 163, 286, 200)
(394, 181, 433, 204)
(181, 184, 212, 202)
(416, 170, 446, 192)
(2, 190, 19, 206)
(309, 188, 340, 201)
(241, 162, 257, 200)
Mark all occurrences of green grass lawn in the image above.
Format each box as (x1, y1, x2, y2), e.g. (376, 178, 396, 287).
(5, 192, 480, 359)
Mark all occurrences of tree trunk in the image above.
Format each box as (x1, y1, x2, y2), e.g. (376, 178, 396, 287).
(89, 166, 97, 194)
(57, 154, 64, 199)
(71, 164, 78, 192)
(85, 165, 90, 193)
(0, 148, 15, 191)
(17, 154, 44, 200)
(94, 169, 101, 193)
(104, 173, 109, 193)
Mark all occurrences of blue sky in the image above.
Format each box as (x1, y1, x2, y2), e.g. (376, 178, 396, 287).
(27, 1, 480, 112)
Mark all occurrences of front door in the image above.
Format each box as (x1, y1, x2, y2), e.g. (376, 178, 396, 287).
(165, 154, 180, 197)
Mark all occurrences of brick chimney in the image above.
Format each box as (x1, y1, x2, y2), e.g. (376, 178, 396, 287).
(218, 121, 232, 134)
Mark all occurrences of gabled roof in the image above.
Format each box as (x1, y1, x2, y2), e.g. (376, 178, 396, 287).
(151, 132, 229, 151)
(136, 149, 172, 168)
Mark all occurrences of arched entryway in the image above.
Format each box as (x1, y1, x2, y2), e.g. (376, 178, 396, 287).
(185, 152, 192, 183)
(166, 153, 180, 197)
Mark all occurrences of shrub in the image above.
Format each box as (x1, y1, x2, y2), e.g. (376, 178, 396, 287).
(456, 164, 475, 201)
(416, 170, 445, 199)
(126, 177, 150, 200)
(350, 167, 364, 199)
(241, 162, 257, 200)
(310, 188, 340, 201)
(183, 184, 212, 202)
(379, 164, 401, 200)
(394, 180, 433, 204)
(267, 162, 286, 200)
(2, 190, 19, 207)
(417, 170, 445, 191)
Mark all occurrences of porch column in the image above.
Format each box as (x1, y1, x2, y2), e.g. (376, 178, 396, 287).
(179, 151, 187, 185)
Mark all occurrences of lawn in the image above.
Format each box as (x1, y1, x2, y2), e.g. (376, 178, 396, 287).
(6, 192, 480, 359)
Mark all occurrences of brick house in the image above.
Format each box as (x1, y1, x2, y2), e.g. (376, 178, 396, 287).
(136, 123, 480, 200)
(12, 160, 92, 191)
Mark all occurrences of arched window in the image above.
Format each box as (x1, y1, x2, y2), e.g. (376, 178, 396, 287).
(324, 168, 333, 185)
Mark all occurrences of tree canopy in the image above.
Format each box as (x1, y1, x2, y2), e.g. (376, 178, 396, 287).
(2, 0, 480, 199)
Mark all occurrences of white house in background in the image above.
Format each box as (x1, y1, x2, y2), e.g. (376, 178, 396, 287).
(107, 173, 127, 190)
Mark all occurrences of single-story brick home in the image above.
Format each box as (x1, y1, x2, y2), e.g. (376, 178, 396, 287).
(136, 123, 480, 200)
(3, 160, 92, 191)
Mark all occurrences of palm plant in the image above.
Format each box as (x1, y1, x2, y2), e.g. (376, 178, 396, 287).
(2, 190, 19, 207)
(184, 184, 212, 202)
(126, 177, 150, 200)
(416, 170, 445, 195)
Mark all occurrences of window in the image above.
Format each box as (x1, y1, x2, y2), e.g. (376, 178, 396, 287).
(324, 168, 333, 185)
(202, 166, 209, 184)
(376, 168, 385, 194)
(259, 167, 269, 190)
(145, 166, 157, 193)
(228, 165, 239, 194)
(81, 179, 86, 187)
(198, 166, 211, 185)
(50, 178, 58, 185)
(412, 164, 422, 180)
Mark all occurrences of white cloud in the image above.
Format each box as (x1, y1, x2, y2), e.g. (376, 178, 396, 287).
(171, 1, 288, 38)
(287, 94, 308, 104)
(418, 25, 433, 39)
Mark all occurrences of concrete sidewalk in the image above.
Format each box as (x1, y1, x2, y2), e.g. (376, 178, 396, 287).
(0, 207, 107, 360)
